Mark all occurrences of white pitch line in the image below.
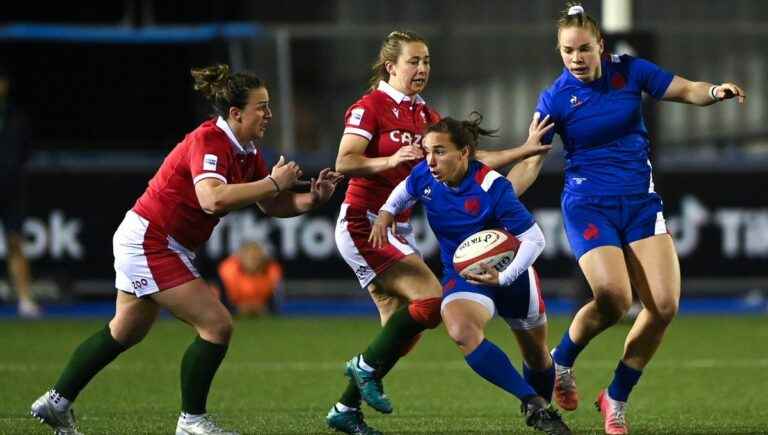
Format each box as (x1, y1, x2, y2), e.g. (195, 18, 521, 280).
(1, 359, 767, 373)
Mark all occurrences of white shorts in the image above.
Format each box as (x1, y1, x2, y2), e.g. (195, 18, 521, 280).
(113, 210, 200, 297)
(335, 203, 419, 288)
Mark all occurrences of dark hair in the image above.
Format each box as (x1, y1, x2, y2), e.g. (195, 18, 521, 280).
(191, 64, 264, 119)
(369, 30, 429, 91)
(425, 112, 498, 159)
(557, 2, 602, 48)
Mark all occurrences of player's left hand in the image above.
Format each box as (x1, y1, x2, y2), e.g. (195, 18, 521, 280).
(462, 262, 501, 286)
(310, 168, 345, 206)
(715, 83, 746, 103)
(518, 112, 554, 158)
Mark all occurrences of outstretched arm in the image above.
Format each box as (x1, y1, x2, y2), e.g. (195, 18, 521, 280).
(257, 168, 344, 217)
(662, 76, 746, 106)
(507, 154, 546, 197)
(195, 155, 302, 215)
(505, 112, 553, 196)
(476, 113, 553, 170)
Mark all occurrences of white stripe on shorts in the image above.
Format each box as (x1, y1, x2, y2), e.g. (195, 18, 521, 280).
(441, 292, 496, 317)
(525, 268, 540, 319)
(113, 210, 199, 297)
(654, 211, 667, 235)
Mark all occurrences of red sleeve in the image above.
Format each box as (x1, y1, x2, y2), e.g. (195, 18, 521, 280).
(342, 95, 378, 142)
(189, 132, 233, 185)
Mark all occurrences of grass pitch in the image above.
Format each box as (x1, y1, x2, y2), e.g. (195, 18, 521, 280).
(1, 315, 766, 434)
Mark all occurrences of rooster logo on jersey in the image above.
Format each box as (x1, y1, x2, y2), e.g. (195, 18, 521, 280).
(422, 186, 432, 201)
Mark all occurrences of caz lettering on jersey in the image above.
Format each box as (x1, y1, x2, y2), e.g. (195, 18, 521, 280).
(388, 130, 423, 146)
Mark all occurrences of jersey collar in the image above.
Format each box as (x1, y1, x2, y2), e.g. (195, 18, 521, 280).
(377, 80, 426, 105)
(216, 116, 257, 155)
(563, 58, 610, 88)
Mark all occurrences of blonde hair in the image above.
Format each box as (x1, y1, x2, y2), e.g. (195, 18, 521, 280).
(369, 30, 428, 91)
(556, 2, 602, 48)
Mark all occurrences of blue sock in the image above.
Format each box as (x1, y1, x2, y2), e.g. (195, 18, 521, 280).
(552, 331, 585, 367)
(608, 360, 642, 402)
(464, 339, 537, 402)
(523, 362, 555, 403)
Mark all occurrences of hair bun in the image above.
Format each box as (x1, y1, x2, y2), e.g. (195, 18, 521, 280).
(567, 5, 585, 15)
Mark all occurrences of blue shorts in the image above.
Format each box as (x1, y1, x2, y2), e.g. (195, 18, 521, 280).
(440, 268, 546, 330)
(562, 191, 668, 260)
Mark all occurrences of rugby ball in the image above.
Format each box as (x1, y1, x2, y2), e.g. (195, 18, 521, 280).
(453, 229, 520, 276)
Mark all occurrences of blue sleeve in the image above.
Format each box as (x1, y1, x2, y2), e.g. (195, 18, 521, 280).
(535, 89, 556, 145)
(626, 55, 674, 100)
(406, 161, 427, 196)
(490, 180, 535, 235)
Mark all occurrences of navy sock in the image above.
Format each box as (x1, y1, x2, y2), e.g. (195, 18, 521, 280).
(464, 339, 536, 402)
(608, 360, 642, 402)
(523, 362, 555, 403)
(552, 331, 585, 367)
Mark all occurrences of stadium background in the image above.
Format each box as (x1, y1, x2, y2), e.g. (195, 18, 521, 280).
(1, 0, 767, 312)
(1, 1, 767, 434)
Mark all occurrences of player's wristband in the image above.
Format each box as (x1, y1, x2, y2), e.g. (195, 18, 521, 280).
(266, 175, 281, 194)
(709, 85, 721, 102)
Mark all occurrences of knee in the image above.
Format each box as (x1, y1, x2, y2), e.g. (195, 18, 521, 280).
(198, 313, 234, 344)
(445, 322, 483, 351)
(649, 298, 679, 326)
(108, 320, 147, 348)
(593, 286, 632, 325)
(408, 297, 442, 329)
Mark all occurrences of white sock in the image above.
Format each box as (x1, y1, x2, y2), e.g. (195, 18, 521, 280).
(335, 402, 357, 413)
(357, 355, 375, 373)
(47, 389, 71, 412)
(181, 412, 206, 423)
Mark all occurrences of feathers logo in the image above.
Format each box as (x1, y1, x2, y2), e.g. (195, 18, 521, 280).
(583, 223, 600, 240)
(611, 72, 626, 90)
(464, 197, 481, 215)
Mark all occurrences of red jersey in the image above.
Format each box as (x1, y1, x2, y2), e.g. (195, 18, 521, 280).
(133, 117, 269, 251)
(342, 81, 441, 221)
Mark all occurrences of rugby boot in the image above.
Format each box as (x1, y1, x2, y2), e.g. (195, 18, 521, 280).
(175, 413, 239, 435)
(552, 351, 579, 411)
(30, 391, 83, 435)
(344, 355, 392, 414)
(595, 389, 629, 435)
(326, 405, 382, 435)
(523, 396, 572, 435)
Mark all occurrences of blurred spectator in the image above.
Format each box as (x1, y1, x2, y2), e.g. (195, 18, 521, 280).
(218, 242, 283, 316)
(0, 66, 41, 318)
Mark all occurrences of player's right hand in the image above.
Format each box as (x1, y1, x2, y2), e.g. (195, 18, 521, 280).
(271, 155, 302, 191)
(387, 145, 424, 169)
(369, 211, 395, 248)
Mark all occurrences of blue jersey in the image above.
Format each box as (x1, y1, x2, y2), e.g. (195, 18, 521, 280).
(405, 160, 535, 275)
(536, 54, 673, 196)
